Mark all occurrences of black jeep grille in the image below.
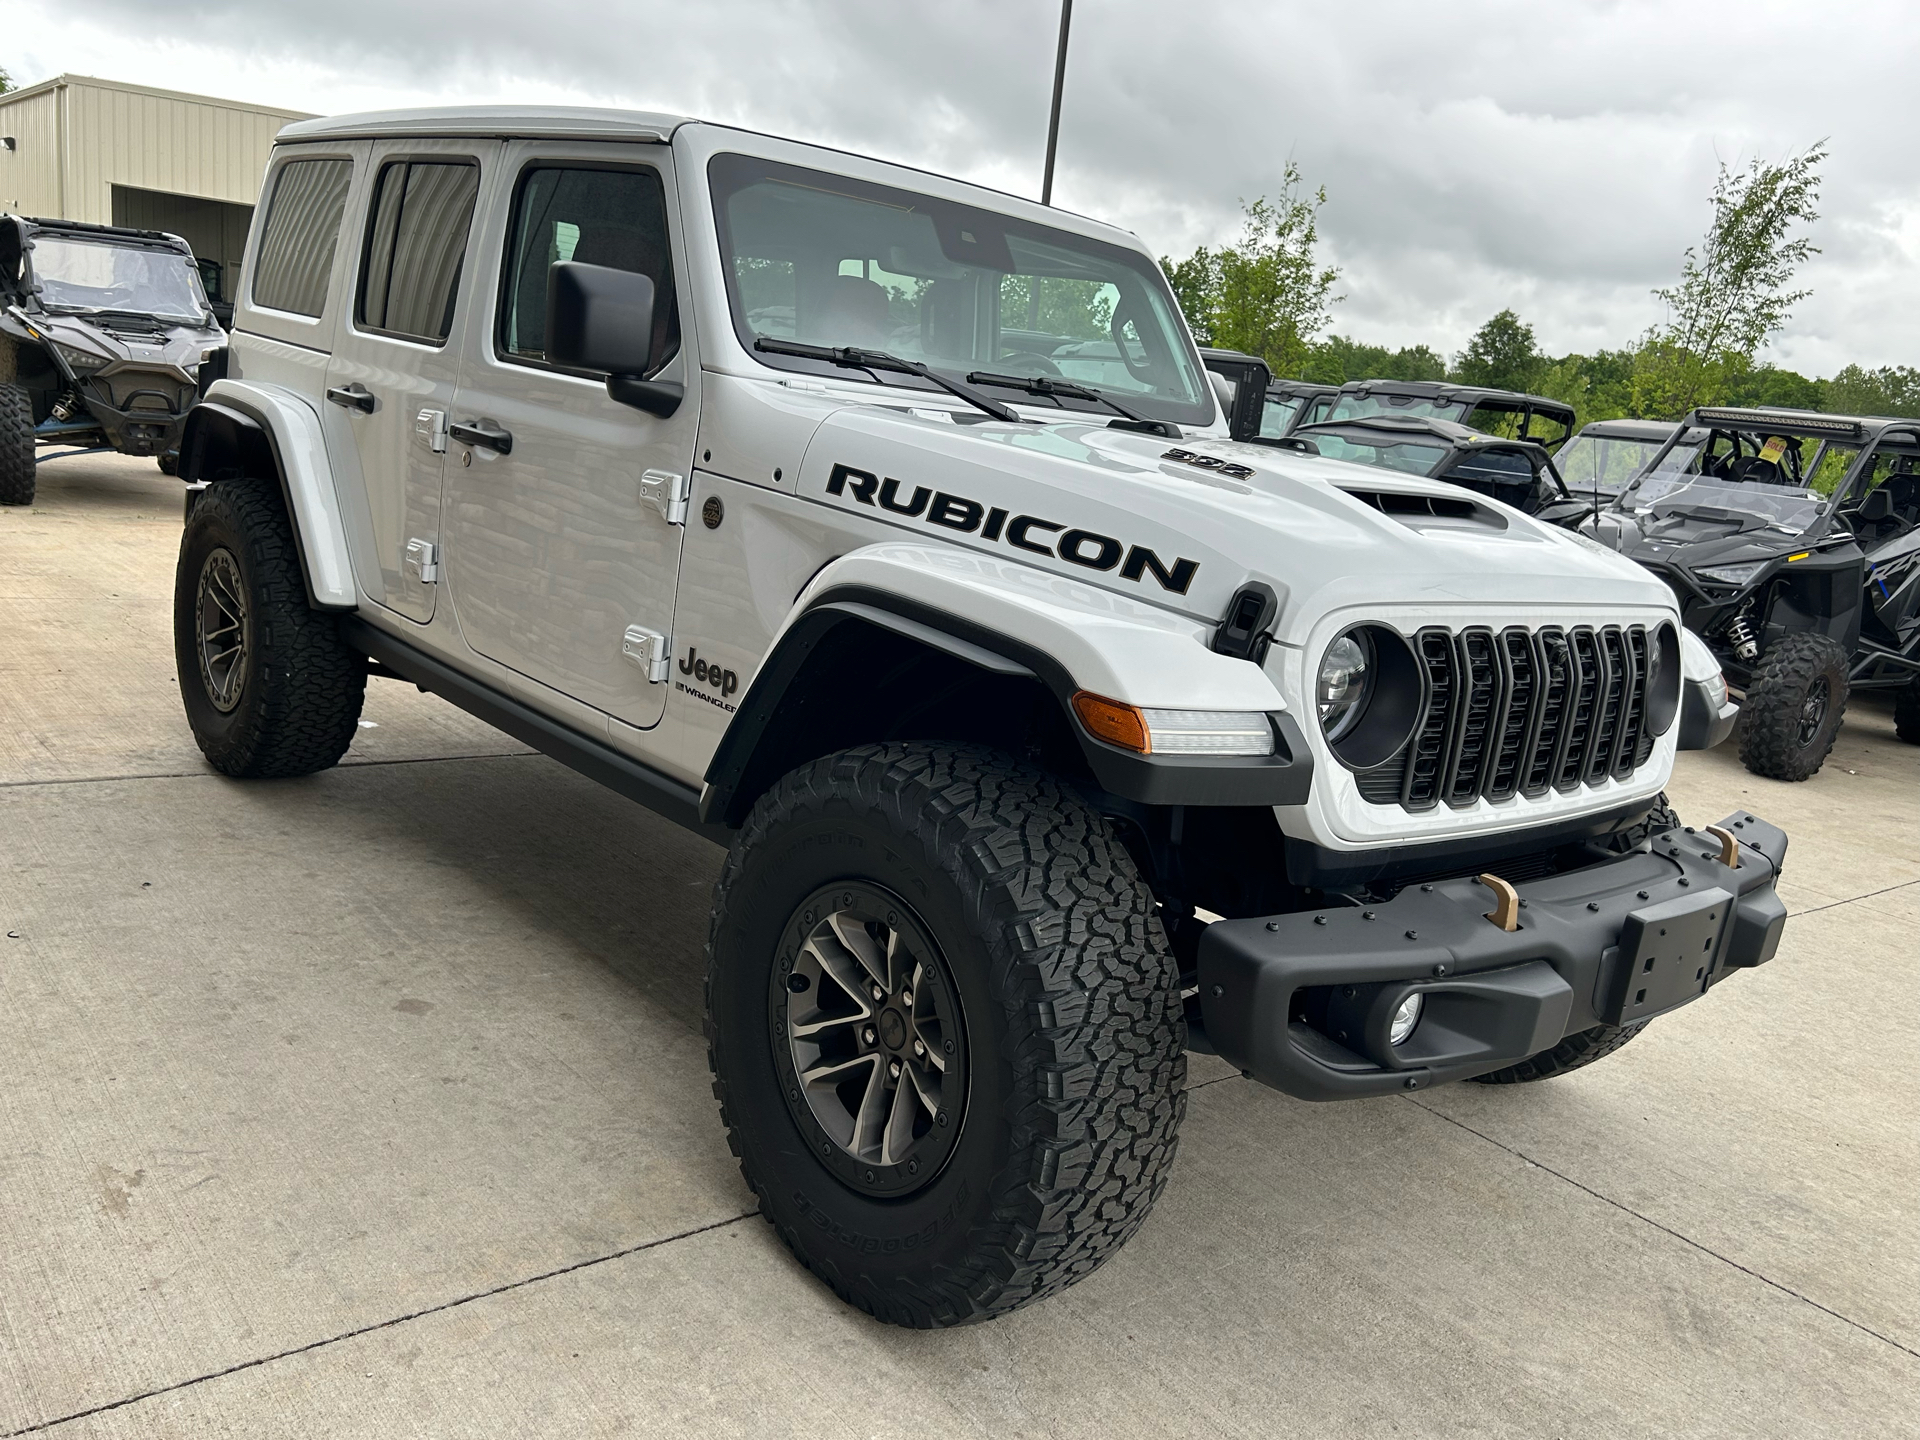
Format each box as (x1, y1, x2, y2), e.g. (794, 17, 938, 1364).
(1356, 624, 1656, 811)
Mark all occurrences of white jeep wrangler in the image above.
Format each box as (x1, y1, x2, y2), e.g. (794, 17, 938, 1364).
(173, 105, 1785, 1327)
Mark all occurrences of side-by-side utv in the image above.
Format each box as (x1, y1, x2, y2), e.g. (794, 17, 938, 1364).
(1590, 406, 1920, 779)
(1, 215, 229, 504)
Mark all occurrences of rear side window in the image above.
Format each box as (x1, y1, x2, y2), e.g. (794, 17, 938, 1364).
(356, 160, 480, 344)
(251, 157, 353, 317)
(498, 165, 677, 372)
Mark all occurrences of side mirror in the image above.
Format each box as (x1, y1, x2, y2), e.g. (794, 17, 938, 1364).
(545, 261, 682, 418)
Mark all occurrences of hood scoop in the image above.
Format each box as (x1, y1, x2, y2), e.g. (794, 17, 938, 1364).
(1339, 487, 1509, 533)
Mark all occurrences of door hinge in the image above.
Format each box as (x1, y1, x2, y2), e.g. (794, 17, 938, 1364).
(622, 625, 672, 683)
(404, 537, 439, 584)
(639, 469, 690, 526)
(414, 408, 448, 454)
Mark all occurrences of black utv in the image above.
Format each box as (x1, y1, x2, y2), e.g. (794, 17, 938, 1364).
(1319, 378, 1577, 451)
(1589, 406, 1920, 779)
(0, 215, 229, 505)
(1196, 348, 1337, 445)
(1287, 412, 1596, 528)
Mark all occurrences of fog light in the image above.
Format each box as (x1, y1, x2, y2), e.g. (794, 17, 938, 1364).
(1389, 992, 1423, 1046)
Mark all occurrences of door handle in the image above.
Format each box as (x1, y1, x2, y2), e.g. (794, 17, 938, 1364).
(449, 419, 513, 455)
(326, 384, 376, 414)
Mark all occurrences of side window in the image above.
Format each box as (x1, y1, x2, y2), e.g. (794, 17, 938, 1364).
(252, 157, 353, 317)
(355, 160, 480, 344)
(500, 165, 677, 373)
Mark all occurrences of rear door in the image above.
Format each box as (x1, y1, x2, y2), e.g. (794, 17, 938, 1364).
(321, 139, 495, 623)
(440, 142, 697, 728)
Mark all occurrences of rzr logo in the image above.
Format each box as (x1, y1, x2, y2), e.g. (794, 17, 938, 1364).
(825, 463, 1198, 595)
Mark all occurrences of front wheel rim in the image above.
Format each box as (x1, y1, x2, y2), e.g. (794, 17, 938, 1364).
(772, 882, 968, 1198)
(195, 547, 249, 713)
(1796, 675, 1830, 746)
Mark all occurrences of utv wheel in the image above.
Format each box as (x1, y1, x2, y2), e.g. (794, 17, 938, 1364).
(706, 743, 1186, 1327)
(1895, 679, 1920, 746)
(157, 452, 179, 477)
(1469, 1021, 1646, 1085)
(0, 382, 34, 507)
(173, 479, 366, 777)
(1737, 631, 1849, 781)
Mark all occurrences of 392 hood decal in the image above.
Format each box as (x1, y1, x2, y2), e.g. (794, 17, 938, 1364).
(825, 462, 1199, 595)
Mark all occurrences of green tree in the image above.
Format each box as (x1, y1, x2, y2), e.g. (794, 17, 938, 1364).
(1453, 309, 1544, 392)
(0, 65, 13, 94)
(1301, 336, 1445, 385)
(1159, 165, 1342, 375)
(1826, 364, 1920, 419)
(1632, 144, 1826, 418)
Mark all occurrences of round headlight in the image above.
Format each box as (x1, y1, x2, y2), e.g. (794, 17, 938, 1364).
(1317, 630, 1373, 741)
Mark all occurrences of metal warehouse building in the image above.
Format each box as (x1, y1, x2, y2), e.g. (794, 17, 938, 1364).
(0, 74, 312, 315)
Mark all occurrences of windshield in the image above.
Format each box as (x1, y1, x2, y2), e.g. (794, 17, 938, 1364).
(1558, 433, 1687, 492)
(1325, 391, 1468, 425)
(1303, 431, 1449, 476)
(32, 236, 208, 321)
(710, 154, 1211, 424)
(1260, 394, 1306, 436)
(1625, 427, 1861, 534)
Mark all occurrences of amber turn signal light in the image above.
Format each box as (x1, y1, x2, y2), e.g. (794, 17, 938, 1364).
(1071, 691, 1151, 753)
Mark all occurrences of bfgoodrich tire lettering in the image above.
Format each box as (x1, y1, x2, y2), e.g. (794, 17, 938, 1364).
(173, 479, 366, 777)
(706, 743, 1186, 1327)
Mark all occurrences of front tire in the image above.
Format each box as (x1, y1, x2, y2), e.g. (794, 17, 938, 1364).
(173, 479, 366, 777)
(0, 381, 35, 507)
(1737, 631, 1849, 781)
(706, 743, 1186, 1327)
(1469, 1022, 1646, 1085)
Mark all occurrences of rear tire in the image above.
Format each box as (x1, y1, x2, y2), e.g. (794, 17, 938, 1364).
(1469, 1022, 1646, 1085)
(173, 479, 366, 777)
(0, 382, 34, 507)
(1895, 678, 1920, 746)
(706, 742, 1186, 1327)
(1737, 631, 1849, 781)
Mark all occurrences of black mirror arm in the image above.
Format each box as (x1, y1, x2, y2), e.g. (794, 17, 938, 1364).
(607, 375, 684, 418)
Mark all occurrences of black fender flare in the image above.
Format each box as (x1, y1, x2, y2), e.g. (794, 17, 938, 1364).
(699, 586, 1313, 827)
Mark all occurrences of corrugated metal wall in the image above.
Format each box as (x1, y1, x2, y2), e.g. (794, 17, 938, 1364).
(0, 87, 63, 216)
(0, 75, 311, 224)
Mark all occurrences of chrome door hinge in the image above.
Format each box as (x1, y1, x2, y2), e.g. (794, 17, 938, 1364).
(639, 469, 690, 526)
(621, 625, 672, 683)
(404, 538, 439, 584)
(414, 408, 448, 454)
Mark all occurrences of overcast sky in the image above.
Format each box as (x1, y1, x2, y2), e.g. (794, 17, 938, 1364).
(13, 0, 1918, 375)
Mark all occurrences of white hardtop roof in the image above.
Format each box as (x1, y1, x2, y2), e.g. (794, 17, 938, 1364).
(277, 105, 690, 144)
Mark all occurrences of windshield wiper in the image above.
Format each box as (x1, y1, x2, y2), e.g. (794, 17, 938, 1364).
(964, 371, 1180, 438)
(753, 338, 1024, 423)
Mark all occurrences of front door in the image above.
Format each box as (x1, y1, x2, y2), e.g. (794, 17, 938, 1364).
(441, 143, 698, 728)
(321, 138, 495, 622)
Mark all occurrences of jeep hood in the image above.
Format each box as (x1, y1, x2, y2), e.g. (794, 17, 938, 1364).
(792, 400, 1675, 648)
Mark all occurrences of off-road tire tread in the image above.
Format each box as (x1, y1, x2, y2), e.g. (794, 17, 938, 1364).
(176, 479, 365, 777)
(1603, 792, 1680, 853)
(1895, 679, 1920, 746)
(0, 381, 35, 507)
(1469, 1020, 1646, 1085)
(706, 743, 1187, 1328)
(1737, 631, 1849, 781)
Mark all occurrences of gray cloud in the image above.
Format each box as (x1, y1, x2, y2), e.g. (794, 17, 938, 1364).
(16, 0, 1918, 372)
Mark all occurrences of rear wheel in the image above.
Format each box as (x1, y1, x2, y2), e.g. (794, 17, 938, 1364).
(0, 381, 34, 506)
(173, 479, 366, 777)
(1895, 678, 1920, 746)
(1738, 631, 1849, 781)
(706, 743, 1186, 1327)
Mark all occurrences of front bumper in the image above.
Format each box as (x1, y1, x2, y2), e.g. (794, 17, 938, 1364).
(1678, 673, 1739, 750)
(1198, 811, 1788, 1099)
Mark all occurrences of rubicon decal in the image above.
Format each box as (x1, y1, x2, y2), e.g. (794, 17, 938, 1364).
(826, 463, 1199, 595)
(677, 646, 739, 713)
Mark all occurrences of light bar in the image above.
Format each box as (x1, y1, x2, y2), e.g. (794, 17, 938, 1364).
(1694, 407, 1863, 439)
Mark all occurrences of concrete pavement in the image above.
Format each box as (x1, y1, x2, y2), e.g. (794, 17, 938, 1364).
(2, 453, 1915, 1438)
